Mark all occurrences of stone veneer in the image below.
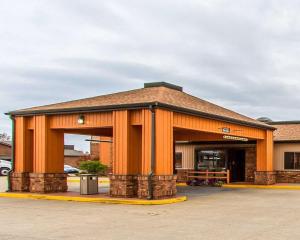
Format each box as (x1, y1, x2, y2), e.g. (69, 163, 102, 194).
(276, 171, 300, 183)
(109, 175, 138, 198)
(137, 175, 177, 199)
(29, 173, 68, 193)
(245, 147, 256, 182)
(10, 172, 30, 192)
(254, 171, 276, 185)
(110, 174, 177, 199)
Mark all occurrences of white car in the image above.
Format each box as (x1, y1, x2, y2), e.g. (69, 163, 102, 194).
(0, 159, 12, 176)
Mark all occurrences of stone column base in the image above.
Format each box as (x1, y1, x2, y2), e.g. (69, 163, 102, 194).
(10, 172, 30, 192)
(254, 171, 276, 185)
(138, 175, 177, 200)
(29, 173, 68, 193)
(109, 175, 137, 198)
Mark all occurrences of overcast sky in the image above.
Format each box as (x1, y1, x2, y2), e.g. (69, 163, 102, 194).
(1, 0, 300, 151)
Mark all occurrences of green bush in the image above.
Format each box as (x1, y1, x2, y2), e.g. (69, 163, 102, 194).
(79, 160, 107, 175)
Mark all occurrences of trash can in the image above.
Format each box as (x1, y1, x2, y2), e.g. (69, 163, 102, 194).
(80, 174, 98, 195)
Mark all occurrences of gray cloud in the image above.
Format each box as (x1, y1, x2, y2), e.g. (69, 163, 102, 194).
(1, 0, 300, 150)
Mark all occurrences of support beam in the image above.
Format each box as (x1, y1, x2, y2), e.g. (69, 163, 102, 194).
(138, 109, 177, 199)
(30, 116, 67, 193)
(110, 110, 141, 197)
(14, 117, 32, 173)
(255, 130, 275, 185)
(11, 117, 32, 191)
(155, 109, 174, 175)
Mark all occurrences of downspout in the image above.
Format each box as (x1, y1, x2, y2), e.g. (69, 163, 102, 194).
(147, 104, 156, 200)
(7, 115, 15, 192)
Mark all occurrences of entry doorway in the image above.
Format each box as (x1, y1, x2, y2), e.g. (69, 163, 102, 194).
(194, 148, 246, 183)
(228, 149, 245, 182)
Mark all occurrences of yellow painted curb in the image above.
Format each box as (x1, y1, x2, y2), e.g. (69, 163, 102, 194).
(223, 184, 300, 190)
(176, 183, 187, 187)
(0, 193, 187, 205)
(67, 179, 110, 184)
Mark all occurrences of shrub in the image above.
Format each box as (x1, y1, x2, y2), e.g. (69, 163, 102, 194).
(79, 160, 107, 175)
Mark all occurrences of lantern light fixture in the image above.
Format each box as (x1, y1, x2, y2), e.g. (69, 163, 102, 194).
(78, 115, 85, 125)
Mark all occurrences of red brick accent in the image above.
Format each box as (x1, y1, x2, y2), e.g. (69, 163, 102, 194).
(0, 143, 11, 159)
(254, 171, 276, 185)
(90, 142, 100, 160)
(10, 172, 30, 192)
(137, 175, 177, 199)
(64, 156, 85, 168)
(245, 147, 256, 182)
(109, 175, 138, 198)
(276, 171, 300, 183)
(29, 173, 68, 193)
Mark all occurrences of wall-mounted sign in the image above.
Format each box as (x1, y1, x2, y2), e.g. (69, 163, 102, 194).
(223, 135, 248, 142)
(222, 127, 231, 133)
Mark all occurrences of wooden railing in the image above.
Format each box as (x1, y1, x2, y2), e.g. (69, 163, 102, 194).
(187, 170, 230, 184)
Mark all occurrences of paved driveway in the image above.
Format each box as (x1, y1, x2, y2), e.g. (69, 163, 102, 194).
(1, 177, 300, 240)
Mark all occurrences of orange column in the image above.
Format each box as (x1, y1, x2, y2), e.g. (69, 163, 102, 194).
(113, 110, 142, 175)
(155, 109, 174, 175)
(256, 130, 274, 171)
(255, 130, 275, 185)
(113, 110, 129, 175)
(14, 117, 32, 173)
(141, 109, 152, 175)
(33, 116, 64, 173)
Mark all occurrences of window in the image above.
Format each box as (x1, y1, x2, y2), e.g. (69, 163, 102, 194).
(284, 152, 300, 170)
(175, 152, 183, 169)
(196, 150, 226, 170)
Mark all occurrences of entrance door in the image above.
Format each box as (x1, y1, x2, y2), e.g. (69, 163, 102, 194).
(228, 149, 245, 182)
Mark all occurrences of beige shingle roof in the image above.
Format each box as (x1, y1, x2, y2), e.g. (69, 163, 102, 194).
(272, 123, 300, 142)
(9, 82, 273, 130)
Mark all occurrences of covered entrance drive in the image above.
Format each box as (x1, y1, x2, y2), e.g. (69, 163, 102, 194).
(7, 82, 275, 199)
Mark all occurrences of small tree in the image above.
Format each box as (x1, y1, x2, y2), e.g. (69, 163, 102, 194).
(79, 160, 107, 175)
(0, 133, 11, 142)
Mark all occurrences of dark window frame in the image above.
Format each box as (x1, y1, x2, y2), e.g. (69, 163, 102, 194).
(175, 152, 183, 169)
(284, 152, 300, 170)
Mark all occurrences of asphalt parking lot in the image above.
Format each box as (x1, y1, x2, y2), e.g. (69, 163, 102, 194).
(1, 176, 300, 240)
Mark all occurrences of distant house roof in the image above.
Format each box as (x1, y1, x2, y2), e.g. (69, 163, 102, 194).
(0, 141, 12, 147)
(270, 121, 300, 142)
(64, 149, 86, 157)
(7, 82, 274, 130)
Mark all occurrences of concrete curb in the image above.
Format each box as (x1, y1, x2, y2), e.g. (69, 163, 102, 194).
(0, 193, 187, 205)
(223, 184, 300, 190)
(176, 183, 188, 187)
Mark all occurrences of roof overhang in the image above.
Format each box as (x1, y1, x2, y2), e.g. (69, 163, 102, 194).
(6, 102, 275, 131)
(274, 140, 300, 144)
